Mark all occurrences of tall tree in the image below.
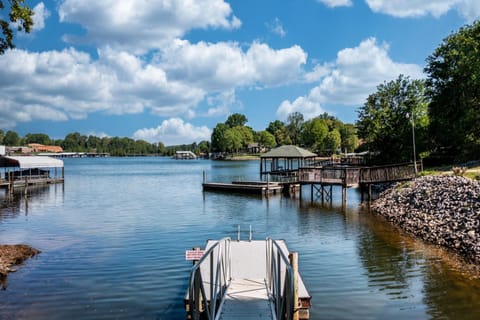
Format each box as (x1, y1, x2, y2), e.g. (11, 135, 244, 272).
(211, 123, 228, 152)
(3, 130, 20, 146)
(24, 133, 51, 145)
(256, 130, 276, 148)
(425, 20, 480, 162)
(357, 75, 429, 164)
(286, 112, 304, 145)
(301, 117, 328, 151)
(266, 120, 290, 146)
(0, 0, 34, 54)
(225, 113, 248, 128)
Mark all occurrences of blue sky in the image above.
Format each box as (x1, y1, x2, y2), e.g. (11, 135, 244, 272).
(1, 0, 478, 145)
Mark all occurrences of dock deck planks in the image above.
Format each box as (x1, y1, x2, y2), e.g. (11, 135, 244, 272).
(219, 279, 273, 320)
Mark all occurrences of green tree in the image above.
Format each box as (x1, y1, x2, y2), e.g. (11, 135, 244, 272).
(225, 113, 248, 128)
(425, 20, 480, 162)
(0, 0, 34, 54)
(235, 125, 254, 148)
(224, 127, 243, 153)
(211, 123, 228, 152)
(340, 124, 358, 154)
(301, 117, 328, 151)
(256, 130, 276, 148)
(0, 129, 4, 144)
(24, 133, 51, 145)
(3, 130, 20, 146)
(286, 112, 304, 145)
(197, 140, 211, 154)
(266, 120, 290, 146)
(357, 75, 429, 164)
(324, 129, 341, 155)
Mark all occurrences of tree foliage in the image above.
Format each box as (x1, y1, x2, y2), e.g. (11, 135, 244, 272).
(0, 0, 34, 54)
(357, 75, 429, 164)
(225, 113, 248, 128)
(425, 20, 480, 162)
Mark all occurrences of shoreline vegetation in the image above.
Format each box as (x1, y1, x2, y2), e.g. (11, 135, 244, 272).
(372, 175, 480, 267)
(0, 244, 40, 288)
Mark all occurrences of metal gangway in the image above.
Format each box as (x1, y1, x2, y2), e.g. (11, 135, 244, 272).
(185, 235, 311, 320)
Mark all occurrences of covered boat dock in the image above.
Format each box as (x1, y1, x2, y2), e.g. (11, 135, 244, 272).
(260, 145, 317, 176)
(0, 155, 64, 193)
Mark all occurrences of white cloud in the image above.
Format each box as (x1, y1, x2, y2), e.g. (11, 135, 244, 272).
(32, 2, 51, 31)
(58, 0, 241, 53)
(0, 48, 206, 126)
(160, 39, 307, 90)
(133, 118, 211, 145)
(277, 38, 424, 120)
(206, 90, 241, 117)
(266, 18, 287, 37)
(318, 0, 353, 8)
(365, 0, 480, 21)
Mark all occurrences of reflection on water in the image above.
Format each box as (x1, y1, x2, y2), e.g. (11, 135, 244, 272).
(0, 158, 480, 320)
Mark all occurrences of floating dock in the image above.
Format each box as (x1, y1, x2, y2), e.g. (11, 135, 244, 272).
(185, 238, 311, 320)
(202, 181, 284, 195)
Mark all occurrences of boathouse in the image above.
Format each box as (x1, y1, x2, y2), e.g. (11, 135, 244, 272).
(0, 155, 64, 193)
(260, 145, 317, 175)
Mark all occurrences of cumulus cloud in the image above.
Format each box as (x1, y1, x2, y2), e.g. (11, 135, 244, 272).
(58, 0, 241, 53)
(318, 0, 353, 7)
(32, 2, 51, 31)
(0, 48, 206, 126)
(160, 39, 307, 90)
(365, 0, 480, 20)
(133, 118, 211, 145)
(277, 37, 424, 120)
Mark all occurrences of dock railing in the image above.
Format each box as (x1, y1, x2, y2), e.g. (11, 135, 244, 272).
(187, 237, 232, 320)
(266, 238, 295, 320)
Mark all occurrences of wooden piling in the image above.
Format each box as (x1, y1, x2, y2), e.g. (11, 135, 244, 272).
(289, 252, 299, 320)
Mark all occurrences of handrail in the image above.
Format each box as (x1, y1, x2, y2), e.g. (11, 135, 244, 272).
(188, 237, 231, 320)
(266, 238, 295, 320)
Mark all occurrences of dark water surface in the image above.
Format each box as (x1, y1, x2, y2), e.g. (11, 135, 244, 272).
(1, 157, 479, 319)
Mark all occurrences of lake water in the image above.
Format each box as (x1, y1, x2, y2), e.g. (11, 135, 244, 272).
(1, 157, 480, 319)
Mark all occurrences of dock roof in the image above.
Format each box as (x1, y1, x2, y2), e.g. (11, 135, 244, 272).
(0, 155, 64, 169)
(260, 145, 317, 158)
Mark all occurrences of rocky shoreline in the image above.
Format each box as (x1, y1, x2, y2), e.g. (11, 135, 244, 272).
(0, 244, 40, 287)
(371, 175, 480, 264)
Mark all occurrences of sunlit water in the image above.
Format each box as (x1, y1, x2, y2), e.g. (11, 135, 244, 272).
(1, 157, 479, 319)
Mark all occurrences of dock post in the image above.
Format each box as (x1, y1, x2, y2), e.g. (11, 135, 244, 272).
(289, 252, 299, 320)
(203, 170, 206, 184)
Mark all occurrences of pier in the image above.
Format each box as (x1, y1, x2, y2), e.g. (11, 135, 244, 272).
(0, 155, 64, 194)
(202, 163, 416, 202)
(185, 237, 311, 320)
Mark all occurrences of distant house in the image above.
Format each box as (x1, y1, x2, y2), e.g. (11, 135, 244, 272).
(247, 143, 266, 154)
(174, 151, 197, 159)
(28, 143, 64, 153)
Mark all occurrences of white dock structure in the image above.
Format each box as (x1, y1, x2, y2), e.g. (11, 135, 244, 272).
(185, 238, 311, 320)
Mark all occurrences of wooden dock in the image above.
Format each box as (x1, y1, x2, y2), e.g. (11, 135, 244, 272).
(202, 181, 284, 195)
(185, 238, 311, 320)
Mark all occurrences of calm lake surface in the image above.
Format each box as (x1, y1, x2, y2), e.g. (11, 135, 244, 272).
(1, 157, 480, 319)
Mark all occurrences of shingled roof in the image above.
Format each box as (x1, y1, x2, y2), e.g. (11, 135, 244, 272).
(260, 145, 317, 158)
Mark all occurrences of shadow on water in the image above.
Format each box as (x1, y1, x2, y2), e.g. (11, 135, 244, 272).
(0, 184, 64, 221)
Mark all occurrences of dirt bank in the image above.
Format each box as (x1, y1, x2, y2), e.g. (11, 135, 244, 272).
(0, 244, 40, 285)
